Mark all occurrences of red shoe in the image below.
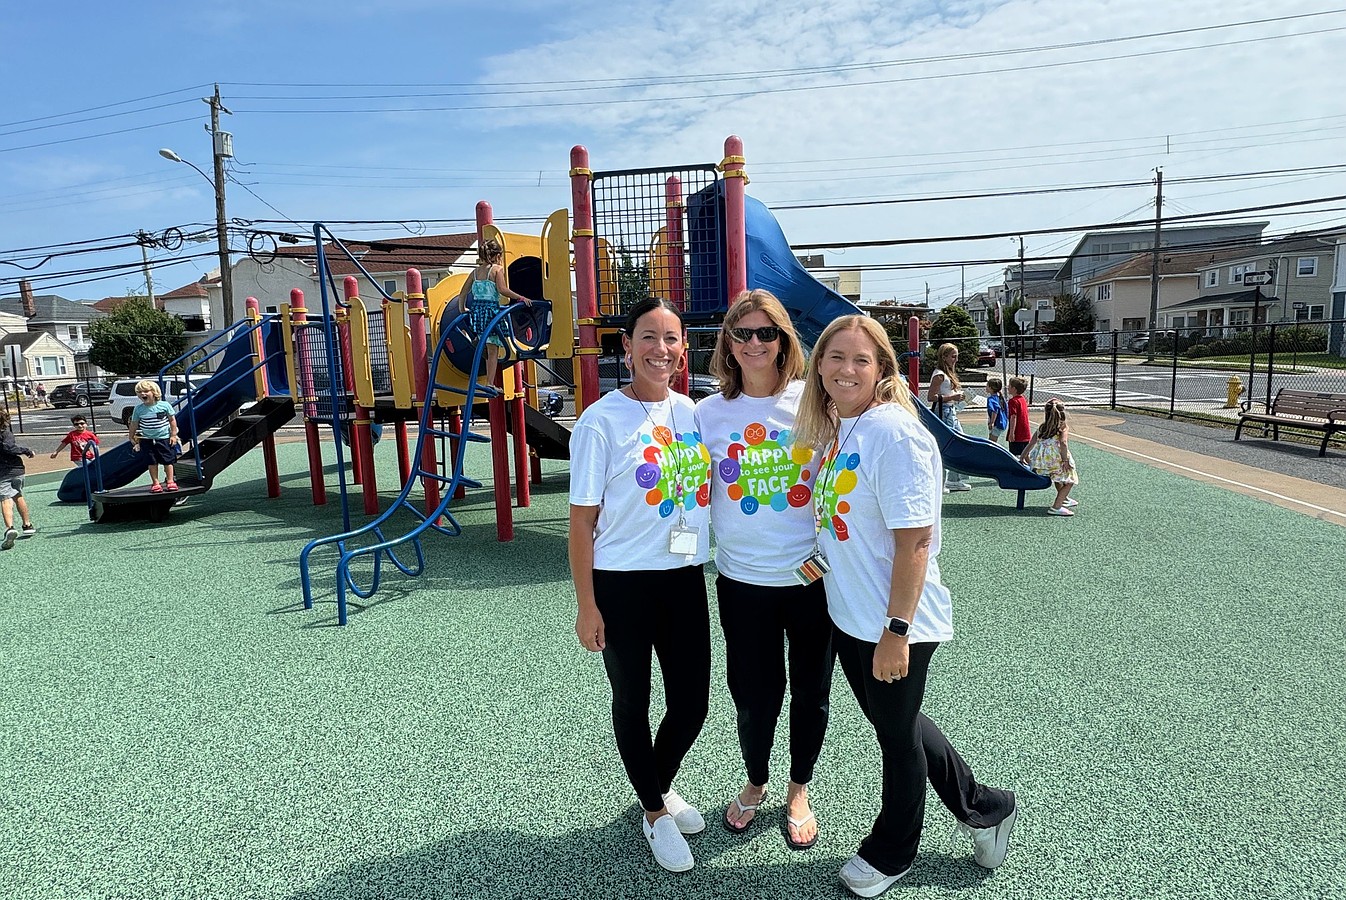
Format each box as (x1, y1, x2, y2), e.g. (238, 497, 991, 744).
(165, 481, 179, 492)
(150, 483, 164, 493)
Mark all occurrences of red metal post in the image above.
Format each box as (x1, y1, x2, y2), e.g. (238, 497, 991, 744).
(477, 201, 515, 539)
(665, 175, 690, 396)
(262, 434, 280, 499)
(406, 267, 441, 514)
(907, 316, 921, 394)
(292, 289, 326, 506)
(722, 135, 748, 301)
(448, 409, 465, 500)
(570, 146, 600, 415)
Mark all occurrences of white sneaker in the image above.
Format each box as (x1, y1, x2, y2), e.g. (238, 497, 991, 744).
(661, 789, 706, 835)
(957, 801, 1019, 869)
(643, 814, 694, 872)
(946, 482, 972, 492)
(839, 855, 910, 897)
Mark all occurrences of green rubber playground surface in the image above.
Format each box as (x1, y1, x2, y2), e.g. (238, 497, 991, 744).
(1, 435, 1342, 899)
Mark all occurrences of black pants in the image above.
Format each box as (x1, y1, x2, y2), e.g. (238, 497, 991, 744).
(716, 575, 834, 787)
(593, 565, 711, 812)
(1008, 440, 1029, 456)
(834, 629, 1015, 876)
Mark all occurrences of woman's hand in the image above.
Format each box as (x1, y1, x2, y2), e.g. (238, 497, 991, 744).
(873, 631, 909, 682)
(576, 603, 606, 652)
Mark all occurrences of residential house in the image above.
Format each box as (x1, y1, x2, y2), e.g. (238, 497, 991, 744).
(0, 292, 106, 356)
(1, 331, 77, 390)
(0, 309, 26, 340)
(798, 254, 862, 303)
(1082, 248, 1250, 343)
(1054, 222, 1267, 294)
(957, 291, 994, 336)
(158, 278, 213, 333)
(1331, 235, 1346, 356)
(1179, 231, 1342, 332)
(213, 234, 481, 327)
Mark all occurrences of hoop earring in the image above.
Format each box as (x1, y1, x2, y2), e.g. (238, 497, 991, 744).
(675, 356, 687, 374)
(776, 351, 785, 369)
(726, 355, 739, 370)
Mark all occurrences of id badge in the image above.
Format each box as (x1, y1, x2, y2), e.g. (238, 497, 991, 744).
(793, 549, 831, 585)
(669, 525, 699, 556)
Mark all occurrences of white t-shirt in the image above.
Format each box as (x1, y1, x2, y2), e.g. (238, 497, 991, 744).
(816, 403, 953, 644)
(696, 382, 817, 587)
(569, 389, 712, 571)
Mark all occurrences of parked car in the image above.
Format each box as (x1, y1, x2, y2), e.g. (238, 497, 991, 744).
(48, 381, 111, 408)
(108, 375, 212, 425)
(597, 357, 719, 400)
(976, 345, 998, 367)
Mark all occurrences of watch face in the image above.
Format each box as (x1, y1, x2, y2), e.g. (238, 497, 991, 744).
(887, 617, 910, 636)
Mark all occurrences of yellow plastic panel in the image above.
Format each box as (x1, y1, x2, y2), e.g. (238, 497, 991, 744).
(543, 208, 574, 359)
(596, 238, 619, 317)
(348, 296, 376, 408)
(649, 226, 670, 301)
(279, 303, 299, 404)
(384, 299, 414, 410)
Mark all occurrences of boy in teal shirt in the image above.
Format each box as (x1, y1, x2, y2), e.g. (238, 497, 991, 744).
(129, 379, 181, 492)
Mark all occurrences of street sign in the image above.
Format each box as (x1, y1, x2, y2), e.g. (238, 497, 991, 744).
(1292, 301, 1306, 309)
(1243, 271, 1273, 286)
(1014, 309, 1034, 328)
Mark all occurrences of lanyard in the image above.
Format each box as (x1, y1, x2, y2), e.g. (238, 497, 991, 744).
(813, 411, 867, 538)
(632, 391, 688, 521)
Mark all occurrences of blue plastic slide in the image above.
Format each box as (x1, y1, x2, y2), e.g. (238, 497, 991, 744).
(58, 334, 262, 503)
(910, 395, 1051, 503)
(743, 194, 867, 347)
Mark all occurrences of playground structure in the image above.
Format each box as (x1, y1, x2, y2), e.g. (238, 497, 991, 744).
(60, 134, 1049, 624)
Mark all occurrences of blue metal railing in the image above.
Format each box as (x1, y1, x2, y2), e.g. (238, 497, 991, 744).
(298, 299, 543, 625)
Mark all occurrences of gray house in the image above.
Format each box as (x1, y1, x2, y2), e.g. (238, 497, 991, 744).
(1181, 231, 1342, 330)
(1055, 222, 1268, 294)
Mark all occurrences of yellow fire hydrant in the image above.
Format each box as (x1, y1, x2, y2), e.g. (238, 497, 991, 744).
(1224, 375, 1245, 408)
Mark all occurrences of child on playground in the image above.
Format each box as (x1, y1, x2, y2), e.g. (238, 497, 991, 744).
(927, 342, 971, 491)
(51, 414, 100, 464)
(0, 410, 37, 550)
(129, 380, 181, 493)
(1006, 376, 1032, 457)
(455, 238, 533, 388)
(985, 376, 1008, 444)
(1019, 398, 1079, 516)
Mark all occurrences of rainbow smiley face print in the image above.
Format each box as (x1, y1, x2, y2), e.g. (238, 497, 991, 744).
(716, 421, 814, 515)
(817, 447, 860, 541)
(634, 425, 712, 518)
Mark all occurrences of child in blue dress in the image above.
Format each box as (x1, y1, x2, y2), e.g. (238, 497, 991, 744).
(454, 238, 533, 387)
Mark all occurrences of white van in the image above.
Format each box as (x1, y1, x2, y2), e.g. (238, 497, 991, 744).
(108, 375, 212, 425)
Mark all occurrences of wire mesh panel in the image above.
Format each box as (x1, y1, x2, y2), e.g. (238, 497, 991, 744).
(365, 311, 393, 395)
(296, 318, 352, 420)
(591, 165, 723, 323)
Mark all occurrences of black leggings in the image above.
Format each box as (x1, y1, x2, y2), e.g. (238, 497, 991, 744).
(716, 574, 833, 787)
(834, 630, 1015, 876)
(593, 565, 711, 812)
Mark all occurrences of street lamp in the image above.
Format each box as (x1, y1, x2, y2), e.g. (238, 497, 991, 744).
(159, 146, 234, 327)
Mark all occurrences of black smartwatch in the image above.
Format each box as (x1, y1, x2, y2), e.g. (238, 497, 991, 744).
(885, 616, 911, 637)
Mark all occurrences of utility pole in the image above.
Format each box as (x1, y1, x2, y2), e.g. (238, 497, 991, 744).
(136, 231, 155, 305)
(1147, 168, 1163, 333)
(1018, 235, 1027, 316)
(206, 84, 234, 327)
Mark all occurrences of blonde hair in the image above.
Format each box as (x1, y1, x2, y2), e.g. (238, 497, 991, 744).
(1036, 398, 1067, 440)
(134, 379, 162, 402)
(936, 343, 962, 390)
(710, 289, 805, 400)
(478, 238, 503, 266)
(794, 315, 915, 451)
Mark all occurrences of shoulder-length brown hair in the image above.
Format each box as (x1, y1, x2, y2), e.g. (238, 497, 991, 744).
(794, 315, 916, 450)
(709, 289, 806, 399)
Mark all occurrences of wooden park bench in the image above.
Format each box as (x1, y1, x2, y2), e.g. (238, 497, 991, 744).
(1235, 388, 1346, 457)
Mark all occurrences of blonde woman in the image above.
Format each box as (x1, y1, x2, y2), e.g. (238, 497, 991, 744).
(926, 342, 970, 492)
(796, 316, 1017, 897)
(695, 290, 828, 850)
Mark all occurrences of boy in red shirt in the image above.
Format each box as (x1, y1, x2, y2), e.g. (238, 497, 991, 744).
(1006, 376, 1032, 457)
(50, 415, 100, 463)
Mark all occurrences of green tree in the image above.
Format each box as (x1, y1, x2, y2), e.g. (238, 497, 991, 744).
(88, 297, 187, 375)
(1042, 292, 1096, 353)
(615, 244, 650, 312)
(927, 304, 980, 365)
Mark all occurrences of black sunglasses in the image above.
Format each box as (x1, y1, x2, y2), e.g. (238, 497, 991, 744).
(728, 325, 781, 343)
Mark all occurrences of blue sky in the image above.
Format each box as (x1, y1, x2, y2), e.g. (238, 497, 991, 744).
(2, 0, 1344, 306)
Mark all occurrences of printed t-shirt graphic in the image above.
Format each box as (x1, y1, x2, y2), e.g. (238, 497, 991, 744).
(816, 441, 861, 543)
(716, 421, 813, 515)
(635, 423, 712, 517)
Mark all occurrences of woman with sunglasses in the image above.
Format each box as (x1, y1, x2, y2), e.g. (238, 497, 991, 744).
(694, 290, 830, 850)
(795, 315, 1018, 897)
(569, 297, 714, 873)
